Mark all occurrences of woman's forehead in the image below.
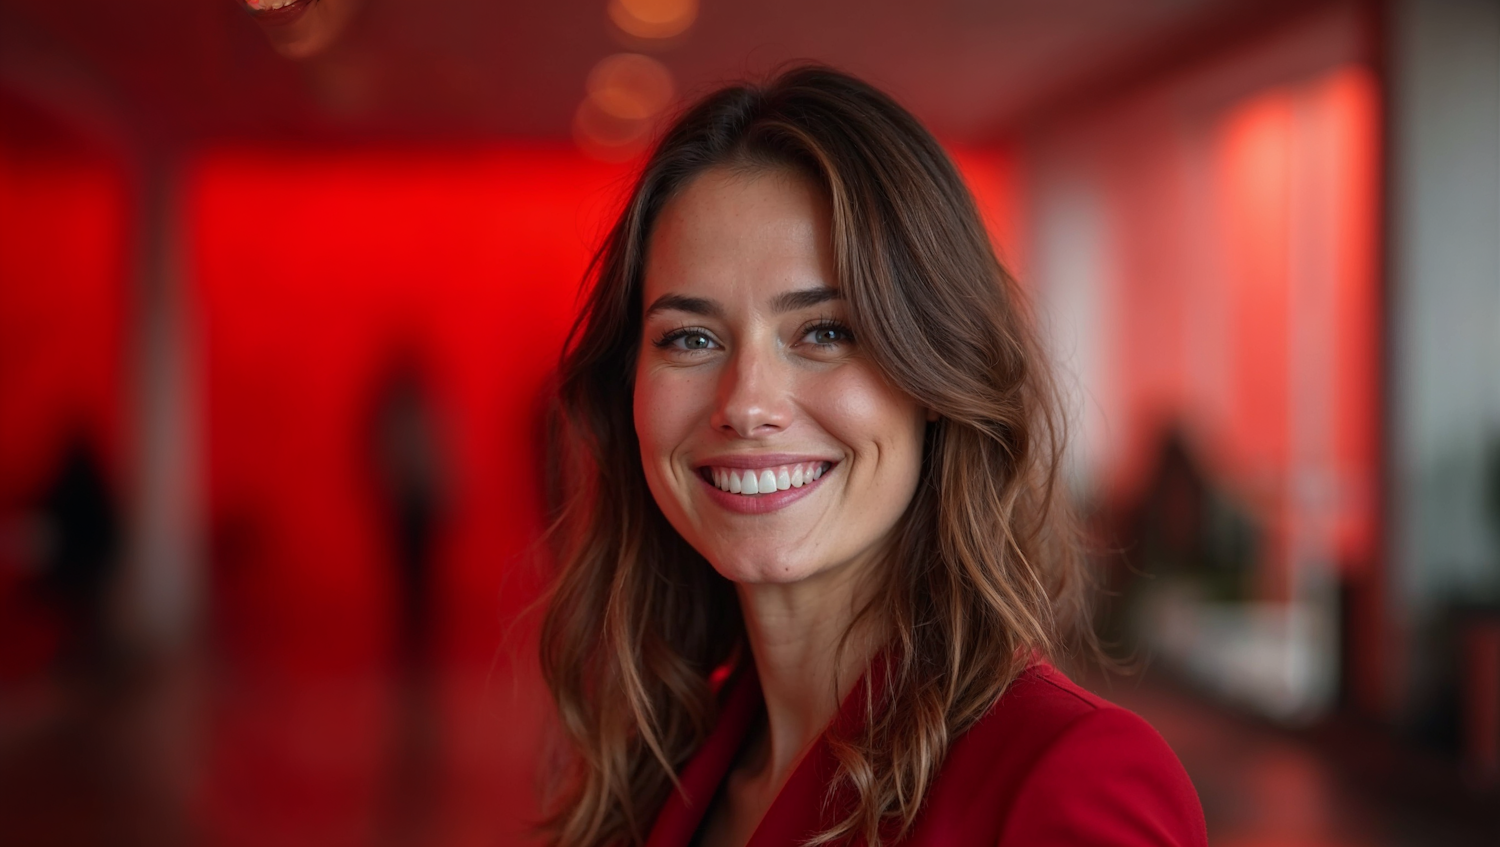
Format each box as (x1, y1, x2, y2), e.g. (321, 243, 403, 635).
(652, 167, 829, 254)
(642, 167, 836, 309)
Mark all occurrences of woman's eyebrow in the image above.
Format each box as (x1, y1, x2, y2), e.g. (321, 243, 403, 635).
(644, 293, 724, 319)
(643, 288, 842, 319)
(771, 287, 842, 313)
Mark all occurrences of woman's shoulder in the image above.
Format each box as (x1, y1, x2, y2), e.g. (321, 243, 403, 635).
(981, 661, 1124, 729)
(908, 662, 1208, 846)
(951, 662, 1195, 781)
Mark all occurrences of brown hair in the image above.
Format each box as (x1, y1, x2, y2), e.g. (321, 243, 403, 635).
(539, 65, 1090, 847)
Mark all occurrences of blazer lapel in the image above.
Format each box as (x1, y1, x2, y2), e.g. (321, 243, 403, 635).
(742, 736, 844, 847)
(645, 668, 764, 847)
(745, 659, 890, 847)
(647, 656, 892, 847)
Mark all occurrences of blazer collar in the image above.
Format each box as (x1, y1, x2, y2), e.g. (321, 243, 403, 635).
(644, 657, 893, 847)
(643, 665, 764, 847)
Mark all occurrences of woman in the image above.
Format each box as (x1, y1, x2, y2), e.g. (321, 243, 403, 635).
(539, 66, 1206, 847)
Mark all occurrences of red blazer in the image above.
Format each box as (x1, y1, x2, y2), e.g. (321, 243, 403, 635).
(645, 662, 1207, 847)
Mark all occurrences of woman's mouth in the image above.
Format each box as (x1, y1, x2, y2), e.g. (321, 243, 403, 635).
(241, 0, 317, 25)
(692, 456, 838, 514)
(700, 461, 832, 496)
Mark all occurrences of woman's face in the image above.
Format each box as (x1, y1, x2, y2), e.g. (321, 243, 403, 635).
(633, 167, 929, 589)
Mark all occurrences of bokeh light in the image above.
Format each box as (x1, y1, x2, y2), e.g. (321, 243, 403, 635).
(587, 52, 674, 120)
(574, 53, 675, 161)
(606, 0, 697, 41)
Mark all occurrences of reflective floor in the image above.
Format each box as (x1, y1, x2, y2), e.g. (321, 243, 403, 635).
(1, 655, 1496, 846)
(1093, 673, 1498, 847)
(0, 651, 552, 847)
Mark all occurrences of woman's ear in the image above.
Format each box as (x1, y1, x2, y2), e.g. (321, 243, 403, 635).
(925, 407, 940, 423)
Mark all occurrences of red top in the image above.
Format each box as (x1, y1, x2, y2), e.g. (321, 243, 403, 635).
(645, 662, 1208, 847)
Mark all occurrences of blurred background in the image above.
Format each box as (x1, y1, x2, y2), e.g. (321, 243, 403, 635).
(1, 0, 1497, 844)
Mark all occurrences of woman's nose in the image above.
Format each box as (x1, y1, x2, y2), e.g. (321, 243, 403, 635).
(710, 346, 793, 438)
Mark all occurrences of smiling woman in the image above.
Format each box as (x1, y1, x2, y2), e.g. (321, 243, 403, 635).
(635, 168, 929, 575)
(539, 66, 1207, 847)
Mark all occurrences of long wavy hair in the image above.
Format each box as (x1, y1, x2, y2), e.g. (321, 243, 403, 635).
(539, 65, 1090, 847)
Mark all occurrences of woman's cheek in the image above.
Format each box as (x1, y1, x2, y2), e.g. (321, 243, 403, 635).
(804, 366, 897, 432)
(805, 365, 926, 485)
(632, 368, 665, 456)
(634, 365, 700, 464)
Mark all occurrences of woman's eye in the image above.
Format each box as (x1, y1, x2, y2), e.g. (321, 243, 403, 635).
(803, 323, 853, 347)
(654, 328, 718, 352)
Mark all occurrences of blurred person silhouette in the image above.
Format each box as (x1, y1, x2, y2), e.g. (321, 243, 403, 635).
(1125, 426, 1259, 602)
(367, 349, 447, 681)
(33, 430, 122, 676)
(1131, 428, 1209, 583)
(365, 347, 448, 844)
(237, 0, 368, 60)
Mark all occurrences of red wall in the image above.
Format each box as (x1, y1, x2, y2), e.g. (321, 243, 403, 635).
(191, 147, 630, 673)
(188, 147, 632, 844)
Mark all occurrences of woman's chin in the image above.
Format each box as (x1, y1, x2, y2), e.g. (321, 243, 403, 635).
(709, 554, 822, 587)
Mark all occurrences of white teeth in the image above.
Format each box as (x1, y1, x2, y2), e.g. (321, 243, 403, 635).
(708, 462, 830, 497)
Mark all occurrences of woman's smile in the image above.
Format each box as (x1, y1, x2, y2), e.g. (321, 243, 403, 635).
(701, 459, 831, 495)
(694, 457, 838, 515)
(241, 0, 318, 27)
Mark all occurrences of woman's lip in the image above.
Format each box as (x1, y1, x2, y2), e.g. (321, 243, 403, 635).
(694, 454, 838, 471)
(697, 463, 830, 515)
(242, 0, 316, 26)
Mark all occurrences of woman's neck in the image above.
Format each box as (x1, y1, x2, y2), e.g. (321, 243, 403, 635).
(734, 564, 882, 789)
